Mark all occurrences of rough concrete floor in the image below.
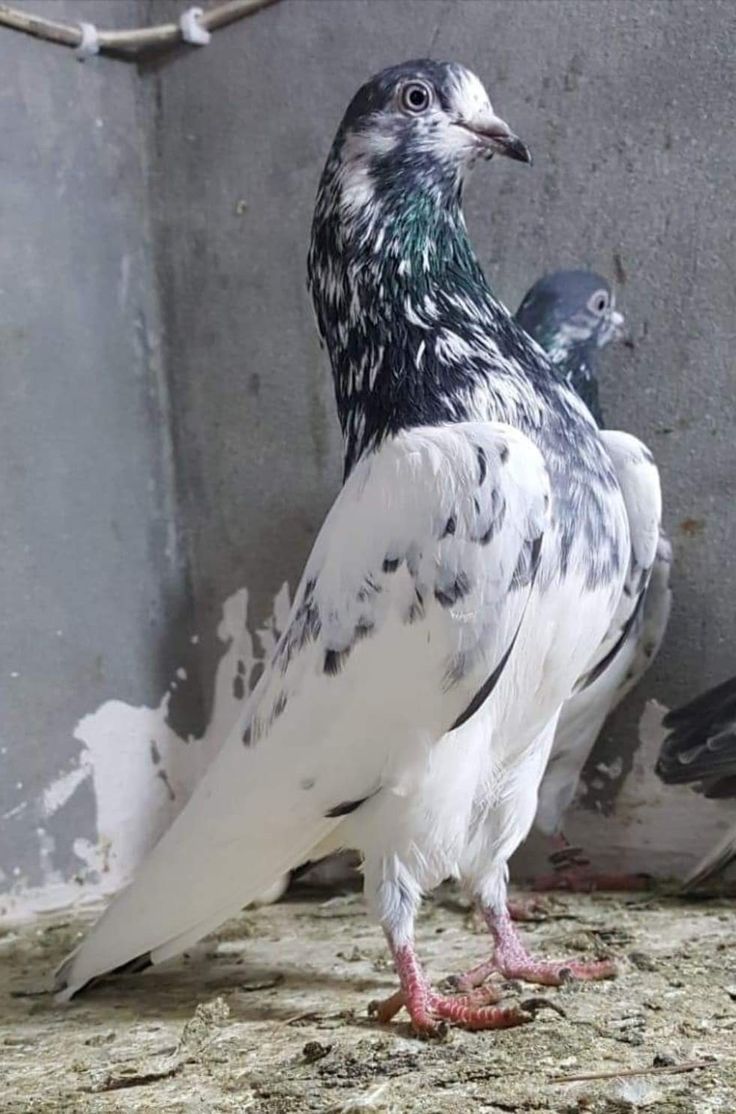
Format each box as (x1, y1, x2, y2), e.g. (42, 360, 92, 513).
(1, 886, 735, 1113)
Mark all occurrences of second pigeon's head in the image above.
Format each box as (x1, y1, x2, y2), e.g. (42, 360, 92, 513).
(321, 60, 530, 216)
(515, 270, 625, 426)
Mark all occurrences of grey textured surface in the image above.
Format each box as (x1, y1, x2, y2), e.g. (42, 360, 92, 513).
(0, 0, 188, 895)
(1, 0, 735, 906)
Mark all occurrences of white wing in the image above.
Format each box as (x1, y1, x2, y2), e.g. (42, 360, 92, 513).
(57, 421, 550, 996)
(618, 531, 672, 695)
(536, 431, 667, 835)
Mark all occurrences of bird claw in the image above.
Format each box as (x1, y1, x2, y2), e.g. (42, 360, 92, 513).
(495, 953, 616, 987)
(369, 983, 530, 1035)
(519, 995, 567, 1018)
(440, 970, 503, 995)
(453, 909, 618, 990)
(448, 958, 498, 992)
(452, 952, 615, 991)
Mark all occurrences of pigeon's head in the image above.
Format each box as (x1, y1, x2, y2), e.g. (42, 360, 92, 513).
(308, 62, 534, 474)
(515, 270, 625, 425)
(517, 271, 624, 357)
(327, 60, 530, 212)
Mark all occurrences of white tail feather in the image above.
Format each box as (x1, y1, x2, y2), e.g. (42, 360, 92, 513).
(55, 734, 339, 997)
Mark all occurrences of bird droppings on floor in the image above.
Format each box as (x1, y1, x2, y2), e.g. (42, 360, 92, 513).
(1, 887, 734, 1113)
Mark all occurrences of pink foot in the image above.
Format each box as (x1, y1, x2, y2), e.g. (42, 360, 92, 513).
(371, 943, 532, 1036)
(489, 909, 616, 986)
(507, 896, 549, 921)
(533, 835, 651, 893)
(452, 910, 616, 991)
(451, 956, 498, 992)
(532, 866, 652, 893)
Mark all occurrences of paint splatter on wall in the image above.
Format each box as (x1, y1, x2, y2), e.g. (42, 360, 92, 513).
(5, 585, 291, 919)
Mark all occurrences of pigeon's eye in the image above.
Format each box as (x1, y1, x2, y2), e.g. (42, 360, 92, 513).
(589, 290, 609, 314)
(400, 81, 433, 115)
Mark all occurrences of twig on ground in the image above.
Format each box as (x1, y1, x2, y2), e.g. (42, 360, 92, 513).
(82, 1063, 182, 1093)
(550, 1058, 713, 1084)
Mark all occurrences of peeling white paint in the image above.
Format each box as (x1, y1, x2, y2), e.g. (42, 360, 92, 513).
(42, 765, 90, 818)
(2, 801, 28, 823)
(36, 827, 57, 882)
(2, 584, 291, 921)
(8, 601, 733, 919)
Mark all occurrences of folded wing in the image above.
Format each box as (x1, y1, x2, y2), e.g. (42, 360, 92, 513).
(56, 421, 550, 997)
(537, 431, 665, 834)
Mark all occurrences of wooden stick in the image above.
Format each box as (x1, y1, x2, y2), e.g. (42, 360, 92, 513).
(0, 0, 278, 57)
(550, 1059, 713, 1084)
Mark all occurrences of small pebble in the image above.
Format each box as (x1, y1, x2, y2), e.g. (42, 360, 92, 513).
(629, 950, 657, 972)
(302, 1040, 332, 1063)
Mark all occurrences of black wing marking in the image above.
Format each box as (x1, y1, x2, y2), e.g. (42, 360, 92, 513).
(656, 674, 736, 793)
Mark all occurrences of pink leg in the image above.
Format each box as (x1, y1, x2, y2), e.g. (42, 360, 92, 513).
(533, 833, 651, 893)
(369, 941, 532, 1036)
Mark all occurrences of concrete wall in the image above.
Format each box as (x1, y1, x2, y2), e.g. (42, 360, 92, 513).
(0, 0, 190, 912)
(2, 0, 735, 915)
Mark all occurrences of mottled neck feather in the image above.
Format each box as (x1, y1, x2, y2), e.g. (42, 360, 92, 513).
(564, 350, 605, 429)
(548, 344, 605, 429)
(308, 158, 555, 476)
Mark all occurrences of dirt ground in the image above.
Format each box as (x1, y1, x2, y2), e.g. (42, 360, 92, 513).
(1, 884, 735, 1114)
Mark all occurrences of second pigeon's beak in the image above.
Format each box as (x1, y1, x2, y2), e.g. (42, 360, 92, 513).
(457, 110, 532, 165)
(605, 307, 623, 340)
(600, 307, 627, 348)
(610, 309, 626, 341)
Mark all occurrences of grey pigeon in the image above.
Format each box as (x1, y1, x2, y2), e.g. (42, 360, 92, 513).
(515, 270, 672, 890)
(657, 674, 736, 888)
(516, 269, 624, 426)
(58, 61, 630, 1035)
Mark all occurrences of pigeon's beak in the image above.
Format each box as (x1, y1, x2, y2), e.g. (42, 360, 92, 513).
(610, 309, 626, 341)
(600, 307, 628, 348)
(457, 110, 532, 165)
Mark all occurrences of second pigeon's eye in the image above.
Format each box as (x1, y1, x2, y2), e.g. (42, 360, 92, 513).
(589, 290, 609, 314)
(400, 81, 433, 115)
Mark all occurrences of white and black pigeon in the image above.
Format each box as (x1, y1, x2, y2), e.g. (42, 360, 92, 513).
(656, 674, 736, 889)
(57, 61, 631, 1035)
(515, 271, 672, 891)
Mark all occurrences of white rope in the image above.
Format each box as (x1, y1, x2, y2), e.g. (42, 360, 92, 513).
(0, 1, 278, 59)
(75, 21, 99, 60)
(179, 6, 211, 46)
